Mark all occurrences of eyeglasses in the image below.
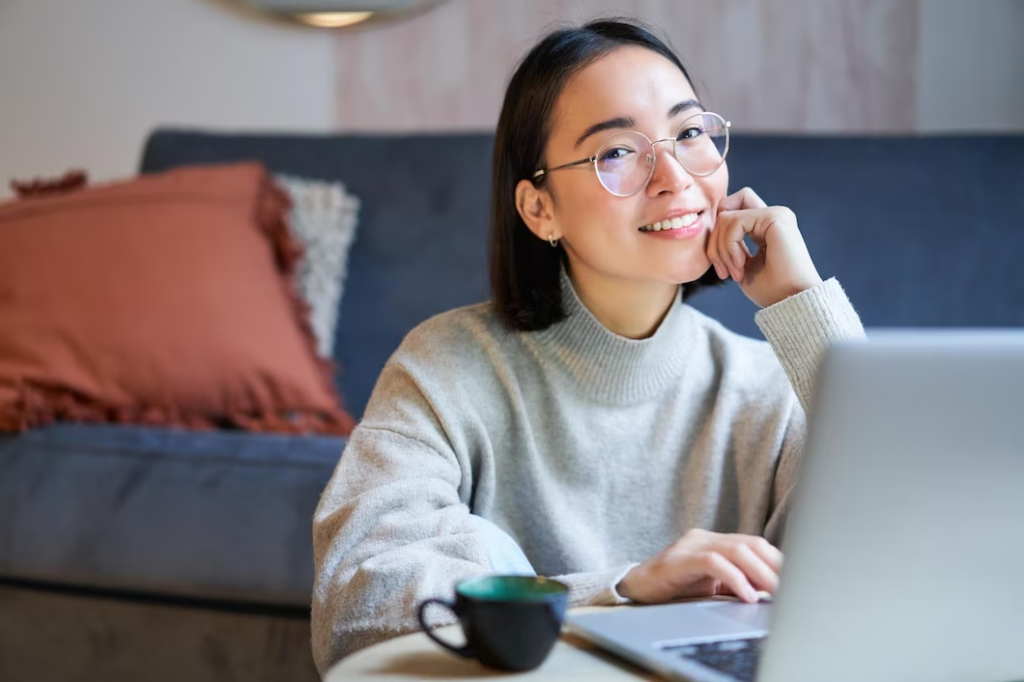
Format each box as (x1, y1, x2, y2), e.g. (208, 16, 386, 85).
(532, 112, 731, 197)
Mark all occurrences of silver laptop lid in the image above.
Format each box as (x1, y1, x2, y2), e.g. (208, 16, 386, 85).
(760, 331, 1024, 682)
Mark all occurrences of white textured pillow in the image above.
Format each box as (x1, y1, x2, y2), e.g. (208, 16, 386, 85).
(275, 174, 360, 358)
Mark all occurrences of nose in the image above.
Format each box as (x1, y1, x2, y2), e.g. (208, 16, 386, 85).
(646, 139, 695, 196)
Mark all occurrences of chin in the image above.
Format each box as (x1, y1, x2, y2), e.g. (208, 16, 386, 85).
(662, 254, 712, 285)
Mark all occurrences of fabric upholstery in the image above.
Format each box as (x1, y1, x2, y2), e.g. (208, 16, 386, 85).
(0, 423, 345, 605)
(140, 132, 1024, 418)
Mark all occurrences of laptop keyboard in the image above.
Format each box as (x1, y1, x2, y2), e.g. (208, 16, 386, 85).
(664, 636, 767, 681)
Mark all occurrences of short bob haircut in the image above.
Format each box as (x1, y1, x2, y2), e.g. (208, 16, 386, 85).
(490, 18, 724, 332)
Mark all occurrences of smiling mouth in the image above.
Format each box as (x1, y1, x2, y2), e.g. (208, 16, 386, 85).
(638, 211, 704, 232)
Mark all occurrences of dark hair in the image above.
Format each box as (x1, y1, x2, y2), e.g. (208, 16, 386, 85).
(489, 18, 724, 332)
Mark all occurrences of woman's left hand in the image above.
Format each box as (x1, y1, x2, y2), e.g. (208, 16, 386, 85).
(706, 187, 824, 309)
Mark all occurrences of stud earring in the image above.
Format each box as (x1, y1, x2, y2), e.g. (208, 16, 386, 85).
(548, 234, 559, 248)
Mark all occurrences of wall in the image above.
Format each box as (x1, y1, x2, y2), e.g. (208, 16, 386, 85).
(331, 0, 1023, 133)
(0, 0, 335, 198)
(333, 0, 922, 133)
(917, 0, 1024, 132)
(0, 0, 1020, 200)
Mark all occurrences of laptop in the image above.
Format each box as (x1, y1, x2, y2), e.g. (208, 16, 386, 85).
(566, 331, 1024, 682)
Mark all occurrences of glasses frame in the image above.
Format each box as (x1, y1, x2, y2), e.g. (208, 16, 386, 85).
(531, 112, 731, 197)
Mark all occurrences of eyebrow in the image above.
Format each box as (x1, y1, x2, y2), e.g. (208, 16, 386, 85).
(574, 99, 705, 149)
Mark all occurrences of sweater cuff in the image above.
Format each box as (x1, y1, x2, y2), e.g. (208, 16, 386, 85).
(755, 278, 865, 410)
(553, 563, 640, 607)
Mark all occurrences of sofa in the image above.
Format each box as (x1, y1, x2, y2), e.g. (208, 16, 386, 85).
(1, 129, 1022, 682)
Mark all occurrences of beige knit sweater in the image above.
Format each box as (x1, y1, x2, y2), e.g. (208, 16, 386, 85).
(311, 272, 864, 674)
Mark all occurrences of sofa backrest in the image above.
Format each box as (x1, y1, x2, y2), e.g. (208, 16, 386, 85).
(141, 130, 1024, 418)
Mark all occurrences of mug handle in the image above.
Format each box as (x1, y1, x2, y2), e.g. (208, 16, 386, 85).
(417, 598, 475, 659)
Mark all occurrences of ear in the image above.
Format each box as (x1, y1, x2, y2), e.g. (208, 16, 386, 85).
(515, 179, 557, 242)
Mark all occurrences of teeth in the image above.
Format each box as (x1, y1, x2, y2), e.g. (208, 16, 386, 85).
(640, 212, 701, 232)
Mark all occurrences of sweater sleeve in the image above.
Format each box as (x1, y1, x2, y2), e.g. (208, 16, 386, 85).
(755, 278, 866, 543)
(311, 361, 639, 673)
(754, 278, 865, 414)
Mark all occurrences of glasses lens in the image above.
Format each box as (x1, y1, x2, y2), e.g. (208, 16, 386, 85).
(675, 113, 729, 176)
(594, 131, 654, 197)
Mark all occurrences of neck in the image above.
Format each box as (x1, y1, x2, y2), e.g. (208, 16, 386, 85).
(565, 262, 679, 340)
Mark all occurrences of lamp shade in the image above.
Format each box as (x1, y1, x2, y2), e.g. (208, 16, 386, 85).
(243, 0, 447, 27)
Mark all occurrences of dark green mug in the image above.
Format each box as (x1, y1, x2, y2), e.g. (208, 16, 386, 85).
(417, 575, 569, 671)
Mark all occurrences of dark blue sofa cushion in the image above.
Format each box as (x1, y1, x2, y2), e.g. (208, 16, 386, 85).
(0, 424, 344, 606)
(693, 135, 1024, 339)
(140, 131, 1024, 418)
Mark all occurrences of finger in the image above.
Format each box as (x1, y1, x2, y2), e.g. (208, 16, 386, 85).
(706, 237, 724, 280)
(721, 226, 743, 281)
(712, 213, 741, 281)
(729, 241, 747, 281)
(718, 210, 772, 254)
(708, 212, 733, 276)
(739, 536, 784, 574)
(745, 206, 791, 250)
(721, 211, 757, 279)
(702, 552, 759, 603)
(720, 543, 779, 593)
(716, 190, 747, 213)
(717, 187, 767, 214)
(679, 576, 721, 599)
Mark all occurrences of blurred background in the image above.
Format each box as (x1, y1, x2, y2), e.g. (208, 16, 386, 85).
(1, 0, 1022, 199)
(1, 4, 1022, 682)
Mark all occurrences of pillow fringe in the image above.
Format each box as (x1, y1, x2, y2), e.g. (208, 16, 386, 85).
(0, 381, 354, 436)
(257, 172, 355, 423)
(11, 169, 88, 199)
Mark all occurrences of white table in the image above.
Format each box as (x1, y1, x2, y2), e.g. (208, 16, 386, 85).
(326, 606, 659, 681)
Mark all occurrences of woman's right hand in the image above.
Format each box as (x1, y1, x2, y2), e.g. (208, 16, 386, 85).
(616, 529, 783, 604)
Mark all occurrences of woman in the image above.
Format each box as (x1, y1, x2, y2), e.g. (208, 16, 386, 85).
(311, 18, 864, 672)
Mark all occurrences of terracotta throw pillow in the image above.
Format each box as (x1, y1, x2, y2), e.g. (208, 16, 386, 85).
(0, 162, 355, 435)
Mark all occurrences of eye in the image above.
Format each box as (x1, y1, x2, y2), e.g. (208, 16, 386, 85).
(599, 146, 635, 162)
(677, 125, 705, 141)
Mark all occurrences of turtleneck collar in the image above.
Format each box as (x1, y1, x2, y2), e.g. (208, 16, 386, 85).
(530, 267, 698, 404)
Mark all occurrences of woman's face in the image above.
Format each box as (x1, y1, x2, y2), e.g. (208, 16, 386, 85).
(540, 46, 729, 287)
